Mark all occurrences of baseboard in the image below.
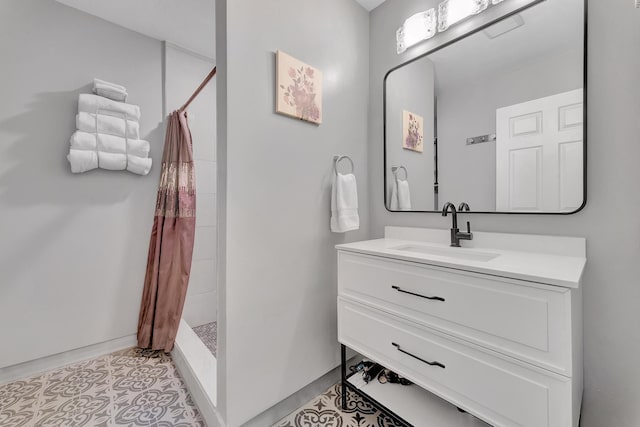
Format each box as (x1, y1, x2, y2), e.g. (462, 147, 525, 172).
(173, 319, 223, 427)
(241, 354, 360, 427)
(0, 334, 137, 385)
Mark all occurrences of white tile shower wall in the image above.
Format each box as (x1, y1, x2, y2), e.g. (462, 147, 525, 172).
(196, 194, 217, 227)
(195, 160, 217, 195)
(164, 43, 217, 327)
(193, 226, 217, 262)
(189, 260, 217, 296)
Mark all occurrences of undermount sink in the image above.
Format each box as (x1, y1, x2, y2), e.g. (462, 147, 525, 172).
(391, 244, 500, 262)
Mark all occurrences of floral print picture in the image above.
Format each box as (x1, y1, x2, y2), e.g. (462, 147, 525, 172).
(402, 110, 424, 152)
(276, 50, 323, 125)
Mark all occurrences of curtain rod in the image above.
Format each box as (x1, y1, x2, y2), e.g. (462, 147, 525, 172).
(179, 66, 217, 112)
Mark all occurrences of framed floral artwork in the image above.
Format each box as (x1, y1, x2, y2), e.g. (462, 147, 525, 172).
(402, 110, 424, 152)
(276, 50, 323, 125)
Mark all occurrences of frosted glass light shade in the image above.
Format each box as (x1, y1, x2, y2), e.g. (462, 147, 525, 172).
(396, 9, 437, 54)
(438, 0, 489, 32)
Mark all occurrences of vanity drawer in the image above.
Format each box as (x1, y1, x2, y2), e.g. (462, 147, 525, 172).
(338, 251, 574, 376)
(338, 298, 574, 427)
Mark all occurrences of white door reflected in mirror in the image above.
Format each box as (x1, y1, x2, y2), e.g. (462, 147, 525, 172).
(496, 89, 584, 212)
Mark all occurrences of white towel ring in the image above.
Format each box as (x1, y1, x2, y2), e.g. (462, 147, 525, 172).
(392, 166, 408, 180)
(333, 155, 355, 176)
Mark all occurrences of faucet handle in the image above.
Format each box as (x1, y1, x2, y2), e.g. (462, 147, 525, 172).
(464, 221, 474, 241)
(458, 202, 471, 212)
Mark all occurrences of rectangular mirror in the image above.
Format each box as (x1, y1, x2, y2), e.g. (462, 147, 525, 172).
(385, 0, 586, 214)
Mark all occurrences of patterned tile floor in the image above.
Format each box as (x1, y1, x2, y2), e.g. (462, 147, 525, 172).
(0, 348, 204, 427)
(274, 383, 406, 427)
(192, 322, 217, 357)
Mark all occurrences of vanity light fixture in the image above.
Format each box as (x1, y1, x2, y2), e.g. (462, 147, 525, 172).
(396, 9, 437, 54)
(396, 0, 509, 54)
(438, 0, 489, 32)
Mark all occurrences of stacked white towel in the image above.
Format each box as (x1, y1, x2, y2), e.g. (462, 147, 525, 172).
(76, 112, 140, 139)
(68, 150, 152, 176)
(70, 132, 150, 158)
(93, 78, 128, 102)
(67, 89, 152, 176)
(78, 94, 140, 121)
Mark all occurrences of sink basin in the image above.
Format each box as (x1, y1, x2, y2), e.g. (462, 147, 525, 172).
(391, 244, 500, 262)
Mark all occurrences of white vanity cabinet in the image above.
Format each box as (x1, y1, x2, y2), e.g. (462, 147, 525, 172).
(337, 227, 585, 427)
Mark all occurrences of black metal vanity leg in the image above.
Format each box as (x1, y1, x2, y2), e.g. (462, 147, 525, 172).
(341, 344, 347, 410)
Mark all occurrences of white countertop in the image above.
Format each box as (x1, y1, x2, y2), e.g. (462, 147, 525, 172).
(336, 233, 586, 289)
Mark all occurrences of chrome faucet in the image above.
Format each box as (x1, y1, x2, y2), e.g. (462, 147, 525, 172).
(442, 202, 473, 247)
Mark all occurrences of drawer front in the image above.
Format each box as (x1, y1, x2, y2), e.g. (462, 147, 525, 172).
(338, 298, 573, 427)
(338, 251, 572, 376)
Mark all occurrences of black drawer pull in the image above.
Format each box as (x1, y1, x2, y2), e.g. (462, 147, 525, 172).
(392, 285, 445, 302)
(392, 342, 445, 369)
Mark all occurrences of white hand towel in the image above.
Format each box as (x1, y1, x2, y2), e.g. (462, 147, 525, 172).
(93, 78, 128, 102)
(397, 179, 411, 210)
(98, 152, 128, 171)
(79, 94, 141, 121)
(67, 150, 98, 173)
(70, 131, 150, 158)
(126, 155, 153, 176)
(67, 150, 125, 172)
(77, 112, 140, 139)
(391, 179, 412, 211)
(67, 150, 152, 176)
(331, 173, 359, 233)
(94, 78, 127, 93)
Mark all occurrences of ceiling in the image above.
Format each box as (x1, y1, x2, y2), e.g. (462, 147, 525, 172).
(355, 0, 387, 11)
(56, 0, 215, 59)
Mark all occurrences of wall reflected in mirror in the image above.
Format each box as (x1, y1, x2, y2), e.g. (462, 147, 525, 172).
(385, 0, 585, 213)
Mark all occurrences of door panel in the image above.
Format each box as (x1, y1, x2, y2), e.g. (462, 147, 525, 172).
(509, 146, 542, 211)
(559, 141, 583, 211)
(496, 89, 583, 212)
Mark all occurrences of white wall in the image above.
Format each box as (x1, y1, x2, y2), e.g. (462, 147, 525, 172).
(217, 0, 370, 424)
(385, 58, 435, 210)
(0, 0, 163, 368)
(369, 1, 640, 426)
(164, 43, 217, 328)
(55, 0, 215, 58)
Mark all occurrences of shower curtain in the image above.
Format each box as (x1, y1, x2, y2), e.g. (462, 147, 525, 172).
(137, 110, 196, 352)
